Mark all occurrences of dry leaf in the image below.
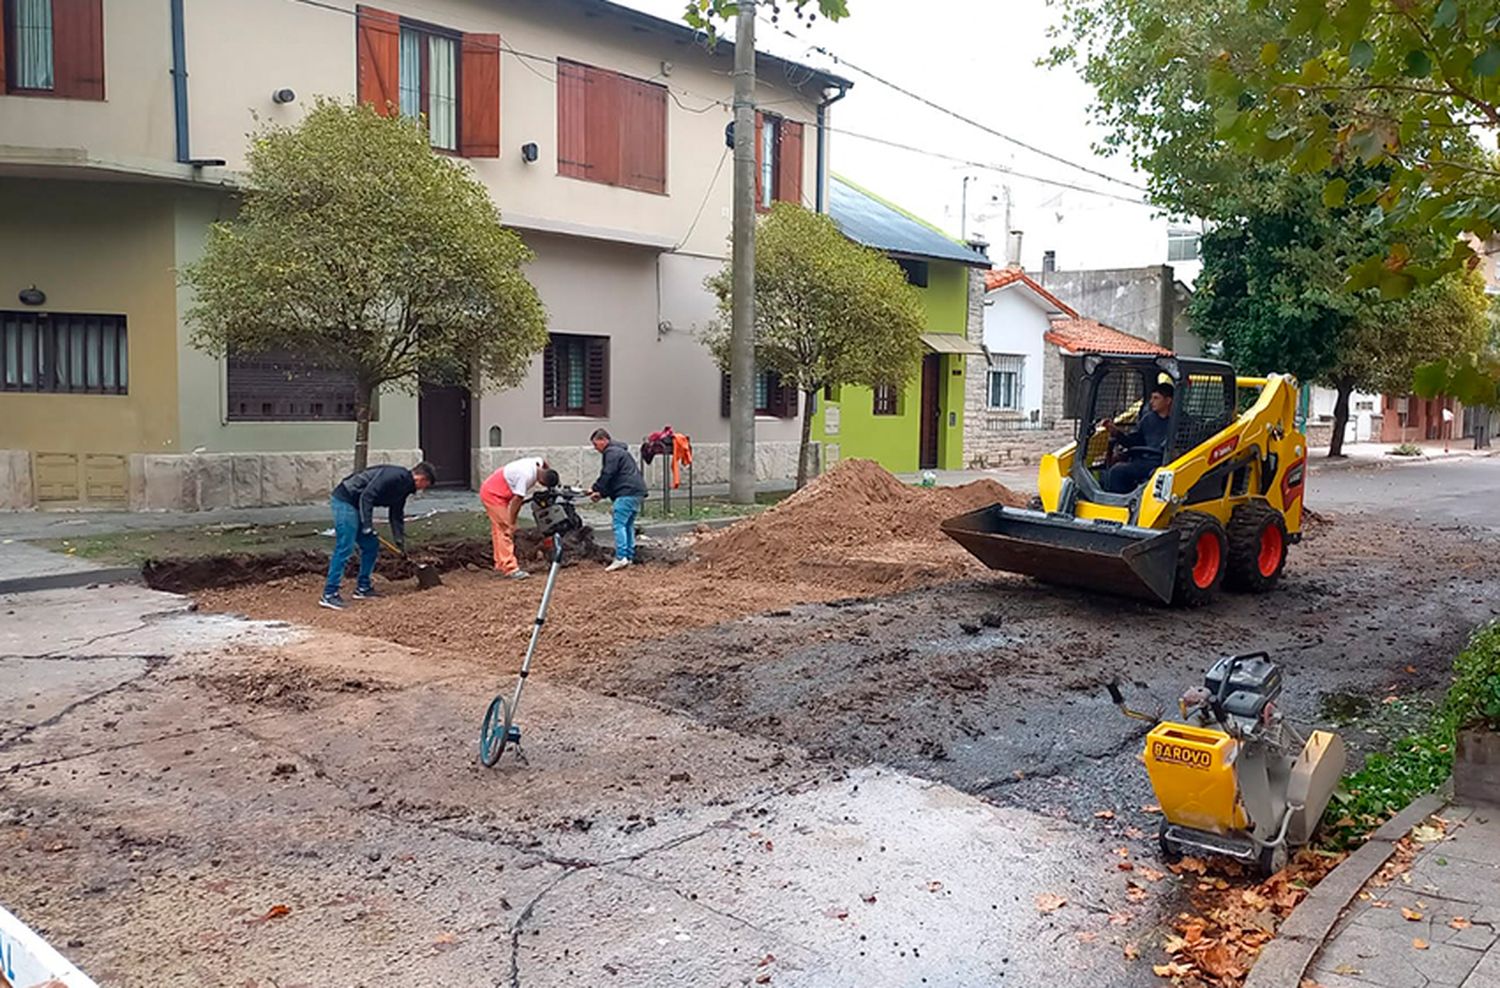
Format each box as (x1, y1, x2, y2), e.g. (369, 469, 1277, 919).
(1125, 826, 1146, 839)
(758, 954, 775, 967)
(1123, 942, 1140, 960)
(1412, 938, 1429, 950)
(1370, 900, 1391, 909)
(1449, 917, 1472, 930)
(1382, 695, 1399, 704)
(1332, 964, 1362, 976)
(1035, 892, 1067, 914)
(261, 904, 290, 921)
(1109, 912, 1132, 926)
(1401, 907, 1423, 921)
(1114, 846, 1131, 858)
(1076, 931, 1098, 943)
(1182, 922, 1205, 944)
(1126, 883, 1149, 903)
(1153, 961, 1193, 977)
(1095, 809, 1116, 820)
(1411, 824, 1445, 844)
(1138, 867, 1166, 883)
(927, 880, 943, 893)
(1404, 665, 1417, 674)
(860, 893, 877, 904)
(1141, 804, 1162, 814)
(1173, 857, 1209, 875)
(1118, 861, 1136, 872)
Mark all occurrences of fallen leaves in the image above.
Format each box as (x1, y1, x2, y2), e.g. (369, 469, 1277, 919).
(1035, 892, 1067, 914)
(1401, 907, 1423, 921)
(1123, 942, 1140, 960)
(926, 880, 943, 893)
(1412, 938, 1429, 950)
(1410, 824, 1445, 845)
(1126, 883, 1150, 903)
(1449, 916, 1472, 930)
(248, 904, 291, 924)
(1095, 809, 1117, 820)
(1171, 857, 1209, 875)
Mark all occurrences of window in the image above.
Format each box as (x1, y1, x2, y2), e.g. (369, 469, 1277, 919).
(557, 59, 667, 194)
(720, 370, 797, 418)
(895, 258, 929, 288)
(227, 350, 360, 421)
(1, 311, 126, 394)
(755, 112, 805, 210)
(987, 356, 1025, 411)
(873, 383, 900, 416)
(398, 23, 459, 151)
(356, 6, 499, 158)
(1167, 229, 1200, 262)
(2, 0, 103, 99)
(542, 334, 608, 417)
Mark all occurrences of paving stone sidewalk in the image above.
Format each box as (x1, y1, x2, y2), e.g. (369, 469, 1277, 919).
(1305, 804, 1500, 988)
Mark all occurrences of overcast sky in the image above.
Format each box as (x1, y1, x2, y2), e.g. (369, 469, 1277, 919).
(619, 0, 1194, 276)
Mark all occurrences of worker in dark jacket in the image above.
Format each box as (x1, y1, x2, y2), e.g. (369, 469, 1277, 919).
(321, 461, 435, 609)
(588, 429, 647, 572)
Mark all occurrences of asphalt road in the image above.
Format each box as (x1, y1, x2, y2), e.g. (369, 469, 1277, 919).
(1309, 455, 1500, 528)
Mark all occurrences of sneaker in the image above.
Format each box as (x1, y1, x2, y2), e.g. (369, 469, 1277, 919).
(352, 586, 379, 600)
(604, 558, 632, 572)
(507, 569, 531, 581)
(318, 594, 346, 610)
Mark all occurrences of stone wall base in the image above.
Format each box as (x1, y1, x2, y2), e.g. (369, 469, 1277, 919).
(474, 441, 809, 489)
(963, 423, 1075, 468)
(127, 449, 424, 511)
(0, 451, 34, 511)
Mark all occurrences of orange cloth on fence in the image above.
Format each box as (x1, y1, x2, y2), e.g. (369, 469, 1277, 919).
(671, 433, 693, 489)
(480, 489, 519, 574)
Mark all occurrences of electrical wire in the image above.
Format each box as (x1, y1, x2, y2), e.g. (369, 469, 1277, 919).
(675, 146, 732, 249)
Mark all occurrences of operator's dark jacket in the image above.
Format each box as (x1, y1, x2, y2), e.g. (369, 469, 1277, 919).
(590, 441, 648, 500)
(333, 465, 417, 543)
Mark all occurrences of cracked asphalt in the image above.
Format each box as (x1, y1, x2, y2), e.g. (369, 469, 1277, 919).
(2, 456, 1498, 987)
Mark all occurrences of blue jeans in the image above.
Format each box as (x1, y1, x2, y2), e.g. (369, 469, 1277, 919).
(1101, 456, 1158, 494)
(611, 495, 642, 562)
(323, 497, 379, 598)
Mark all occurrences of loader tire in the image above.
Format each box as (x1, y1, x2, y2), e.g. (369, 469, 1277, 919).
(1171, 511, 1228, 607)
(1226, 503, 1288, 593)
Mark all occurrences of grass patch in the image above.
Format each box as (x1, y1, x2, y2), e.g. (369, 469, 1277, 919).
(1387, 442, 1425, 457)
(1324, 622, 1500, 847)
(629, 489, 791, 522)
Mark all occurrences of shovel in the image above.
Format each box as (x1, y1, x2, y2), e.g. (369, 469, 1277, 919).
(377, 534, 443, 590)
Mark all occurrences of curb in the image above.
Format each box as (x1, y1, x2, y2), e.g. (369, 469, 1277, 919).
(1244, 786, 1452, 988)
(0, 566, 143, 596)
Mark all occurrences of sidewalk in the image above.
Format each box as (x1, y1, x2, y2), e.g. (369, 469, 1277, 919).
(1301, 800, 1498, 988)
(1310, 441, 1500, 471)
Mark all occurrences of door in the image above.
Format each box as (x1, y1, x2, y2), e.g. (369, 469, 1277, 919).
(919, 353, 941, 470)
(418, 383, 471, 488)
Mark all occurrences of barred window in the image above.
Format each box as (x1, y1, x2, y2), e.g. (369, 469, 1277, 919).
(227, 349, 360, 421)
(1, 310, 127, 394)
(987, 355, 1025, 411)
(542, 334, 609, 418)
(873, 383, 900, 416)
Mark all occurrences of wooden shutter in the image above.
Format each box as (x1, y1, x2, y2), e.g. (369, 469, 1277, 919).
(557, 59, 588, 178)
(541, 339, 558, 417)
(356, 6, 401, 116)
(766, 372, 785, 418)
(52, 0, 105, 100)
(777, 120, 803, 206)
(583, 337, 609, 418)
(620, 77, 667, 194)
(754, 111, 765, 209)
(460, 33, 500, 158)
(720, 373, 731, 418)
(584, 66, 622, 187)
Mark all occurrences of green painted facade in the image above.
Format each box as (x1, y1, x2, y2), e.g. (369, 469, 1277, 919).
(811, 259, 971, 473)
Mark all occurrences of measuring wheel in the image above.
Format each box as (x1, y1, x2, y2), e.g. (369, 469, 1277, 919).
(479, 695, 521, 767)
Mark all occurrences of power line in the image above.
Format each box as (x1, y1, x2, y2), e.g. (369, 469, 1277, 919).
(757, 14, 1150, 194)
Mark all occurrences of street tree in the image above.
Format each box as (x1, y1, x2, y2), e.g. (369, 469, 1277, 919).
(183, 99, 547, 472)
(703, 203, 925, 488)
(682, 0, 849, 35)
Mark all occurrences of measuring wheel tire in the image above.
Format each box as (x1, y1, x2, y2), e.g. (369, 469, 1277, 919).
(1170, 511, 1229, 607)
(1225, 503, 1288, 593)
(479, 695, 513, 767)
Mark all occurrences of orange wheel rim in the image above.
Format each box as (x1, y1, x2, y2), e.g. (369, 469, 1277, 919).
(1192, 532, 1221, 588)
(1258, 524, 1283, 577)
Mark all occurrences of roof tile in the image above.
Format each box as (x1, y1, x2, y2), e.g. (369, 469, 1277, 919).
(1044, 317, 1172, 356)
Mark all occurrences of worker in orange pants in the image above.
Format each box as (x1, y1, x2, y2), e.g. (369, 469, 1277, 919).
(479, 457, 558, 579)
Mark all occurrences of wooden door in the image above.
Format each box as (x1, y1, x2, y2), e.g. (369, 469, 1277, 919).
(919, 353, 941, 470)
(418, 383, 471, 488)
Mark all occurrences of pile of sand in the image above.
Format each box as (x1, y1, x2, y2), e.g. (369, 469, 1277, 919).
(693, 459, 1027, 586)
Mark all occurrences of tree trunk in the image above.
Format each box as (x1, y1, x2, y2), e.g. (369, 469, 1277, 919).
(353, 382, 375, 473)
(796, 388, 817, 489)
(1328, 378, 1353, 459)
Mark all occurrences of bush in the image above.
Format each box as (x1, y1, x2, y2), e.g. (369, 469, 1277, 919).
(1445, 622, 1500, 732)
(1388, 442, 1424, 457)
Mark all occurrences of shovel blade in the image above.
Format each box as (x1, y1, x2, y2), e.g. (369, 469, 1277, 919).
(941, 505, 1180, 604)
(414, 564, 443, 590)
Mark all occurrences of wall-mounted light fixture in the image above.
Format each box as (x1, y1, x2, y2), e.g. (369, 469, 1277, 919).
(272, 88, 297, 105)
(521, 142, 539, 163)
(18, 285, 45, 306)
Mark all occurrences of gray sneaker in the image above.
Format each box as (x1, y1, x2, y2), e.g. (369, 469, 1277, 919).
(507, 569, 531, 580)
(318, 594, 347, 610)
(352, 586, 380, 600)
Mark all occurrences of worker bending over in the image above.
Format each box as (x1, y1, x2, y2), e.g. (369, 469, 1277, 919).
(321, 461, 435, 610)
(480, 457, 560, 580)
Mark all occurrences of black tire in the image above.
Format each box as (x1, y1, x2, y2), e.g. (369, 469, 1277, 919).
(1170, 511, 1228, 607)
(1157, 819, 1183, 864)
(1255, 842, 1288, 879)
(1225, 503, 1288, 593)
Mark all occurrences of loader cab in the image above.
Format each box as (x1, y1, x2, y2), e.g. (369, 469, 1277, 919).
(1072, 355, 1237, 511)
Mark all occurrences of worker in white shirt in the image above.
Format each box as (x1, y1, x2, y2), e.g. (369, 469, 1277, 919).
(478, 457, 558, 579)
(1442, 406, 1456, 453)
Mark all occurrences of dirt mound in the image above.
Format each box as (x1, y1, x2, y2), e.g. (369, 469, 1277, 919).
(693, 459, 1027, 588)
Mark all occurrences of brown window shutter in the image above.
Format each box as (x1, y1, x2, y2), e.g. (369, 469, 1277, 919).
(720, 373, 731, 419)
(460, 33, 500, 158)
(52, 0, 105, 100)
(557, 59, 588, 178)
(754, 111, 765, 208)
(584, 66, 622, 187)
(583, 337, 610, 418)
(356, 6, 401, 116)
(777, 120, 803, 206)
(782, 380, 801, 419)
(619, 77, 667, 194)
(766, 372, 785, 418)
(541, 339, 558, 417)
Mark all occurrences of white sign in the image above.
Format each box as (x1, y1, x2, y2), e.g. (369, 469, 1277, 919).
(824, 405, 840, 436)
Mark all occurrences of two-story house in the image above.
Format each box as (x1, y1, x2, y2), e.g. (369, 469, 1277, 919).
(0, 0, 849, 510)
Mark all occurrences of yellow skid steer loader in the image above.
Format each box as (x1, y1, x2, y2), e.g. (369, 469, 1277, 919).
(942, 354, 1307, 606)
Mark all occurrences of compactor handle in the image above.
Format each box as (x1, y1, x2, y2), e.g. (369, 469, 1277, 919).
(1106, 679, 1159, 724)
(1106, 682, 1126, 706)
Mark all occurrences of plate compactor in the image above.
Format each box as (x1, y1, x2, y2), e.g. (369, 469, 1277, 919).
(1109, 652, 1346, 877)
(477, 484, 587, 768)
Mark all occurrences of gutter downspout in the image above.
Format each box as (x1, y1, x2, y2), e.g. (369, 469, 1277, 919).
(814, 83, 849, 214)
(171, 0, 190, 163)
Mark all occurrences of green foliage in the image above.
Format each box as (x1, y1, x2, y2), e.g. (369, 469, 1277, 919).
(703, 203, 926, 485)
(682, 0, 848, 37)
(1446, 622, 1500, 732)
(1388, 441, 1424, 456)
(182, 99, 547, 467)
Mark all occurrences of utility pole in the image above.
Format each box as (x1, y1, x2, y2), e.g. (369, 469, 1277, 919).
(729, 0, 757, 504)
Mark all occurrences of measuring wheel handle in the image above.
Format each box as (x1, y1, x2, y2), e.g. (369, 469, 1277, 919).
(479, 695, 516, 767)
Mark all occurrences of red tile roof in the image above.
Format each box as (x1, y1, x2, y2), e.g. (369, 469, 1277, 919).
(1044, 317, 1172, 356)
(983, 267, 1079, 318)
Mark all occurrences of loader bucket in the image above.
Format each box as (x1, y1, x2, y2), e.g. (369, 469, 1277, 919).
(940, 506, 1181, 604)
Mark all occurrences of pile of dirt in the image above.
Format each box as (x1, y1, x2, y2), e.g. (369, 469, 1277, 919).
(693, 459, 1027, 589)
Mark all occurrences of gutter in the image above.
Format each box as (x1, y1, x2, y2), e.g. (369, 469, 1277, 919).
(171, 0, 190, 164)
(814, 82, 850, 214)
